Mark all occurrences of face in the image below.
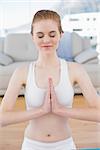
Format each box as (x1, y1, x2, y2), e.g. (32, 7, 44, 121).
(32, 19, 61, 54)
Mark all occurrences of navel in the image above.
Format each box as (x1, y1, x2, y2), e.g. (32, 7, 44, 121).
(47, 134, 51, 137)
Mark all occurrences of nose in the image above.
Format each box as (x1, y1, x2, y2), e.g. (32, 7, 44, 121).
(43, 35, 51, 43)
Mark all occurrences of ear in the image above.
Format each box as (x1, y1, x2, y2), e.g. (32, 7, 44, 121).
(60, 32, 64, 38)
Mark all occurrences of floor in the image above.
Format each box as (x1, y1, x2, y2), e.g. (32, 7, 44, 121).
(0, 95, 100, 150)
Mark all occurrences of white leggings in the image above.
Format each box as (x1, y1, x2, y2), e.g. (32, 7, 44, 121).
(21, 137, 76, 150)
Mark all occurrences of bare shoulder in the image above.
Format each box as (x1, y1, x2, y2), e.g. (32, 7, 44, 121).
(66, 61, 83, 83)
(14, 63, 30, 85)
(0, 63, 30, 112)
(67, 61, 85, 75)
(66, 61, 100, 108)
(67, 61, 82, 70)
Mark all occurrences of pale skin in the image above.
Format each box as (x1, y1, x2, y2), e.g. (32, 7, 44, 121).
(0, 19, 100, 142)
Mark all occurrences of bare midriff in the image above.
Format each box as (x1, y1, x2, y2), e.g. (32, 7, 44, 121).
(24, 113, 72, 142)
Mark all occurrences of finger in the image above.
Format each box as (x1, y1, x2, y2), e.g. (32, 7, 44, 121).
(48, 77, 53, 88)
(49, 78, 55, 94)
(50, 81, 57, 104)
(48, 77, 53, 98)
(46, 89, 50, 98)
(46, 78, 51, 95)
(45, 86, 50, 103)
(48, 78, 54, 91)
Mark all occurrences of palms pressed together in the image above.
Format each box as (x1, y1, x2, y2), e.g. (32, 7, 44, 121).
(42, 78, 68, 116)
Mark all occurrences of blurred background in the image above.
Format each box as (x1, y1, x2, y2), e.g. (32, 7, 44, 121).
(0, 0, 99, 35)
(0, 0, 100, 53)
(0, 2, 100, 149)
(0, 0, 100, 96)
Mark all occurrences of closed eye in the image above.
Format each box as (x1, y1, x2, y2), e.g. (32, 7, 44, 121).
(38, 36, 44, 38)
(37, 32, 44, 38)
(50, 35, 55, 38)
(49, 31, 56, 38)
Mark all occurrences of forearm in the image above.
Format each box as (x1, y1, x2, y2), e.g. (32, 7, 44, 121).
(0, 108, 44, 127)
(56, 107, 100, 122)
(67, 107, 100, 122)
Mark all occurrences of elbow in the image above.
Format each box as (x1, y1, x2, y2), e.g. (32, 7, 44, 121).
(94, 107, 100, 122)
(0, 123, 4, 128)
(0, 113, 5, 127)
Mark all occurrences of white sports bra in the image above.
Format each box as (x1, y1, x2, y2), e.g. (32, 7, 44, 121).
(25, 58, 74, 110)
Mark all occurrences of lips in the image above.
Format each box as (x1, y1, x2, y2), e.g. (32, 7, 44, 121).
(41, 45, 52, 47)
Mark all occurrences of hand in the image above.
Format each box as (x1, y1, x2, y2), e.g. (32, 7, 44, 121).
(40, 78, 52, 114)
(50, 78, 68, 116)
(28, 80, 51, 118)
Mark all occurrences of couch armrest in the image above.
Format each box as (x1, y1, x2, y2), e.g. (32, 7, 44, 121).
(85, 58, 99, 64)
(0, 52, 13, 66)
(74, 48, 98, 64)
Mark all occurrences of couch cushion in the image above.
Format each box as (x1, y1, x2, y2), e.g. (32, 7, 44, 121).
(0, 38, 4, 52)
(0, 52, 13, 66)
(82, 38, 91, 50)
(83, 64, 100, 87)
(71, 32, 83, 57)
(4, 33, 38, 61)
(74, 48, 98, 64)
(86, 58, 99, 64)
(57, 32, 73, 61)
(0, 61, 31, 89)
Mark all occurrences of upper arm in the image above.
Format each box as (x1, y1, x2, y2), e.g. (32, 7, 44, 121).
(73, 63, 100, 108)
(0, 65, 28, 112)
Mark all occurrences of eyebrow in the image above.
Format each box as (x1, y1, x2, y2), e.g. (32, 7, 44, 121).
(49, 31, 56, 34)
(36, 32, 43, 35)
(36, 31, 56, 35)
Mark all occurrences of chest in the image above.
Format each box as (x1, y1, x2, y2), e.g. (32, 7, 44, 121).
(35, 66, 60, 89)
(25, 61, 74, 109)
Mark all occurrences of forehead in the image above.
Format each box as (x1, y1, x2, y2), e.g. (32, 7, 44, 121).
(33, 19, 59, 33)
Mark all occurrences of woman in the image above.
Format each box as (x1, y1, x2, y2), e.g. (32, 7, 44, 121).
(0, 10, 100, 150)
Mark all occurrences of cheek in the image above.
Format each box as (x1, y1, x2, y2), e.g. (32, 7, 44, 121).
(33, 37, 41, 47)
(54, 38, 60, 48)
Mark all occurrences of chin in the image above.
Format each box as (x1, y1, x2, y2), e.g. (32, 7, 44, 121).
(42, 48, 53, 53)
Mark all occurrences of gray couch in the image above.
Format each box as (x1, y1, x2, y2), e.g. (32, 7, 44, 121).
(0, 32, 100, 95)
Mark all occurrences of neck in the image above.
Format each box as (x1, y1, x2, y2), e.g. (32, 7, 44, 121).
(36, 52, 59, 68)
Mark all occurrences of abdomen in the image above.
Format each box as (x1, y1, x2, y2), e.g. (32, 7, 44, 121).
(24, 113, 72, 142)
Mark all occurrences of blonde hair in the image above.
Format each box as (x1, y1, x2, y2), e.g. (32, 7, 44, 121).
(31, 10, 63, 35)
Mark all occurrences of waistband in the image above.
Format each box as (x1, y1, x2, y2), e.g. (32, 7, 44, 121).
(23, 136, 74, 148)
